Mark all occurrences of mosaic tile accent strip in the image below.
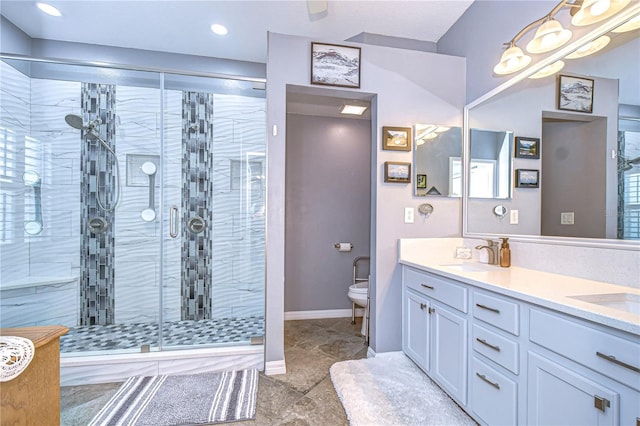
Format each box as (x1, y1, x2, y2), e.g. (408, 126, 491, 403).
(181, 92, 214, 320)
(80, 83, 117, 325)
(617, 131, 625, 240)
(60, 316, 264, 352)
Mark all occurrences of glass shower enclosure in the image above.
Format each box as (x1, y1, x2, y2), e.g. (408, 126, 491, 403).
(0, 57, 266, 358)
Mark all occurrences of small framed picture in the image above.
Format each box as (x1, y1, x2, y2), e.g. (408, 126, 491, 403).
(416, 174, 427, 189)
(515, 136, 540, 159)
(310, 42, 361, 88)
(384, 161, 411, 183)
(515, 169, 539, 188)
(382, 126, 412, 151)
(557, 74, 594, 113)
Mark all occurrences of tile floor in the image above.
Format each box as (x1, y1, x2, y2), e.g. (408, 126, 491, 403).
(60, 317, 367, 425)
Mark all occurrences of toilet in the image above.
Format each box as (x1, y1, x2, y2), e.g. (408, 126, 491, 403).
(348, 280, 369, 336)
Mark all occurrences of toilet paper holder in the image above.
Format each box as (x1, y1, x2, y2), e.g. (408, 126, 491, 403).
(334, 242, 354, 251)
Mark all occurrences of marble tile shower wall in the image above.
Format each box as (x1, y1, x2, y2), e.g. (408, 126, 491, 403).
(0, 65, 266, 327)
(0, 61, 31, 284)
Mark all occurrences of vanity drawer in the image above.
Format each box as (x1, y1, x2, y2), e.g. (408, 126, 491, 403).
(472, 290, 519, 336)
(471, 357, 517, 426)
(472, 324, 519, 374)
(530, 308, 640, 391)
(404, 268, 467, 313)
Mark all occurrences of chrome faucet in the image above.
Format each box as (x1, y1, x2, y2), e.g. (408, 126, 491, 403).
(475, 240, 499, 265)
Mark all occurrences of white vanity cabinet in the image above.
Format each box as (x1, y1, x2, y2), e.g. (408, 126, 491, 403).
(528, 307, 640, 426)
(469, 289, 522, 425)
(400, 263, 640, 426)
(402, 267, 468, 405)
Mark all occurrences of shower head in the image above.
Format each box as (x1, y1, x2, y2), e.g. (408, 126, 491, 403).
(64, 114, 102, 134)
(65, 114, 85, 130)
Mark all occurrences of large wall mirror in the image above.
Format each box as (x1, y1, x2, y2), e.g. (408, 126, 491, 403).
(464, 6, 640, 247)
(413, 124, 462, 197)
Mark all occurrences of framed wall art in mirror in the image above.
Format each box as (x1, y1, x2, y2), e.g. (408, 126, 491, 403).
(515, 169, 540, 188)
(557, 74, 594, 113)
(515, 136, 540, 159)
(310, 42, 361, 88)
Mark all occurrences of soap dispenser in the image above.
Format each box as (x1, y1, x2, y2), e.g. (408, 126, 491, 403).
(500, 237, 511, 268)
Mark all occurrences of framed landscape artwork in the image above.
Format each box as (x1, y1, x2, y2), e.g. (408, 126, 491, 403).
(384, 162, 411, 183)
(515, 136, 540, 159)
(382, 126, 412, 151)
(557, 75, 594, 113)
(310, 42, 361, 88)
(515, 169, 540, 188)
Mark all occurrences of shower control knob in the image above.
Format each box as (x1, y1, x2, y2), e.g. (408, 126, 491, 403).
(88, 217, 108, 234)
(187, 216, 206, 234)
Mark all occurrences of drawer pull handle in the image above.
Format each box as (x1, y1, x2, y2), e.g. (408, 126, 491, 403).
(476, 373, 500, 390)
(420, 303, 427, 310)
(596, 352, 640, 374)
(476, 303, 500, 314)
(421, 284, 434, 290)
(476, 338, 501, 352)
(428, 307, 435, 314)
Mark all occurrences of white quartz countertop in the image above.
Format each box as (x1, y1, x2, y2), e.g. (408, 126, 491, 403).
(399, 252, 640, 336)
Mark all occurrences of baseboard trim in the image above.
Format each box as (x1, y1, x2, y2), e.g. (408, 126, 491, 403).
(284, 308, 364, 321)
(265, 359, 286, 376)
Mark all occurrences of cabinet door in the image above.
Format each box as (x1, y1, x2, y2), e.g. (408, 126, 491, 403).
(403, 289, 430, 372)
(432, 302, 467, 404)
(528, 352, 618, 426)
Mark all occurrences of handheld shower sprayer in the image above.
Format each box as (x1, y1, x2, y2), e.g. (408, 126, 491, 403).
(65, 113, 121, 212)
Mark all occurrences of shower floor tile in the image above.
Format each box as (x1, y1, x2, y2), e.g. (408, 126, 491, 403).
(60, 316, 264, 353)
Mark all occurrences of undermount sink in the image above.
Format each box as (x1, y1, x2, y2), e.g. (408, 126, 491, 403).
(568, 293, 640, 315)
(438, 263, 492, 273)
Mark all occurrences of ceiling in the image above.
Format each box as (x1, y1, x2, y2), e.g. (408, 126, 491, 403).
(0, 0, 474, 64)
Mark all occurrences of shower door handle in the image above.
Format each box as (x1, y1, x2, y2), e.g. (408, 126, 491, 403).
(169, 205, 179, 238)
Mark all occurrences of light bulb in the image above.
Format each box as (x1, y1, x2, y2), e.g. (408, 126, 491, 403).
(591, 0, 611, 16)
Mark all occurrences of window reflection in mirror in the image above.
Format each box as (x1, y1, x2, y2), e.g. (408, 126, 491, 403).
(413, 124, 462, 197)
(469, 129, 513, 199)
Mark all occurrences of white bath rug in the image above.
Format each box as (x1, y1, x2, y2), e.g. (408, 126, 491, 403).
(330, 352, 476, 426)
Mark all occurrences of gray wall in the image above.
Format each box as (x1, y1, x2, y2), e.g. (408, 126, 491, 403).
(266, 32, 466, 366)
(541, 118, 607, 238)
(437, 1, 554, 102)
(285, 114, 371, 312)
(1, 15, 31, 55)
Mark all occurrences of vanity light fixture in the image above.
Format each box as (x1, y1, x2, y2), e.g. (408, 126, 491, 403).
(526, 18, 573, 53)
(571, 0, 631, 26)
(36, 2, 61, 16)
(210, 23, 228, 36)
(339, 104, 367, 115)
(528, 60, 565, 79)
(565, 35, 610, 58)
(493, 43, 532, 75)
(611, 14, 640, 32)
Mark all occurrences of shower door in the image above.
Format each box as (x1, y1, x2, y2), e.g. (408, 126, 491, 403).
(160, 73, 266, 349)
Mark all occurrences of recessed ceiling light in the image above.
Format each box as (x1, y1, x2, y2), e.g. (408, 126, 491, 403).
(210, 24, 228, 36)
(36, 2, 61, 17)
(339, 104, 367, 115)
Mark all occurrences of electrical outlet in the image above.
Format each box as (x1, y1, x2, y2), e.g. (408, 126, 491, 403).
(404, 207, 414, 223)
(561, 212, 575, 225)
(510, 209, 519, 224)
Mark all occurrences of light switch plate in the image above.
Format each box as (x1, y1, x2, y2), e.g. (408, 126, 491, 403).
(404, 207, 414, 223)
(510, 209, 519, 224)
(561, 212, 575, 225)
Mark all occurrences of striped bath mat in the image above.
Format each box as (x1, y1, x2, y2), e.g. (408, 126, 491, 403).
(88, 369, 258, 425)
